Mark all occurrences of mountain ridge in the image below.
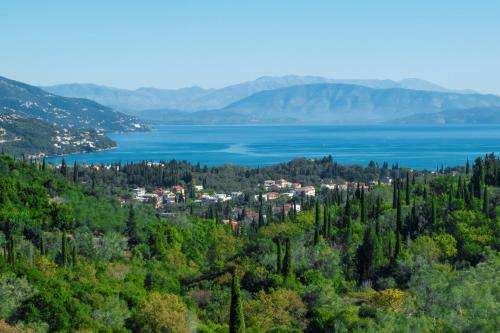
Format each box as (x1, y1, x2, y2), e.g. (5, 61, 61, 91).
(42, 75, 479, 112)
(136, 83, 500, 124)
(0, 76, 147, 132)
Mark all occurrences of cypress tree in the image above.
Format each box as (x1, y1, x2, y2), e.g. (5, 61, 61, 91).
(411, 200, 418, 237)
(229, 273, 245, 333)
(472, 158, 484, 198)
(456, 176, 463, 199)
(357, 222, 382, 282)
(266, 205, 273, 224)
(342, 214, 355, 279)
(73, 161, 79, 183)
(360, 187, 366, 223)
(343, 195, 351, 227)
(405, 172, 411, 205)
(42, 158, 46, 171)
(72, 241, 78, 266)
(39, 235, 45, 256)
(323, 205, 328, 238)
(28, 242, 34, 267)
(61, 232, 70, 267)
(314, 200, 320, 245)
(61, 158, 68, 178)
(392, 179, 398, 209)
(396, 189, 402, 234)
(327, 211, 333, 241)
(465, 158, 470, 175)
(282, 239, 292, 280)
(394, 231, 402, 259)
(127, 205, 139, 248)
(430, 197, 436, 226)
(483, 186, 489, 216)
(258, 204, 265, 228)
(275, 239, 282, 272)
(448, 186, 453, 211)
(375, 196, 382, 219)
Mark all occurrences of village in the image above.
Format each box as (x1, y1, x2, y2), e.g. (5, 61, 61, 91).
(128, 176, 394, 231)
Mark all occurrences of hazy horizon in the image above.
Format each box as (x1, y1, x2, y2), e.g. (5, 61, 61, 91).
(1, 1, 499, 94)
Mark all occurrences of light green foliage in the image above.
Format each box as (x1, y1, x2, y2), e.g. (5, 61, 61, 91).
(0, 274, 37, 320)
(91, 295, 130, 329)
(409, 254, 500, 332)
(244, 288, 306, 332)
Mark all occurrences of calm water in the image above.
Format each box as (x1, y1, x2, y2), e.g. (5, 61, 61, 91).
(49, 125, 500, 170)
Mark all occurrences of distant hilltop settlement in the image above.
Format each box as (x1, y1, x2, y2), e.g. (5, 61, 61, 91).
(126, 175, 393, 231)
(50, 159, 398, 232)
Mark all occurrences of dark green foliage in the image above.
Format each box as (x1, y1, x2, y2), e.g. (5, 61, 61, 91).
(314, 200, 320, 245)
(471, 157, 483, 198)
(275, 239, 283, 273)
(126, 205, 139, 248)
(282, 239, 293, 280)
(405, 171, 411, 205)
(396, 190, 402, 234)
(229, 273, 245, 333)
(482, 186, 489, 216)
(357, 222, 382, 282)
(393, 179, 398, 209)
(59, 232, 70, 267)
(72, 161, 78, 183)
(360, 187, 366, 223)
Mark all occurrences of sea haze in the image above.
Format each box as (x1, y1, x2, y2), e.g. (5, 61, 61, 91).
(47, 124, 500, 170)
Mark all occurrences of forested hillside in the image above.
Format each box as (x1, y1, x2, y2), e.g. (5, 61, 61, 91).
(0, 114, 116, 157)
(0, 76, 147, 132)
(0, 154, 498, 332)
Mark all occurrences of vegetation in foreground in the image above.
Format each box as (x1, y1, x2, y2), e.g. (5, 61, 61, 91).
(0, 153, 498, 332)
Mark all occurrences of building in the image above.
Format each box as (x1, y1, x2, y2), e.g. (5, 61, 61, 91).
(298, 186, 315, 197)
(275, 179, 292, 189)
(171, 185, 185, 195)
(263, 180, 276, 190)
(132, 187, 146, 198)
(321, 183, 336, 190)
(380, 176, 393, 185)
(266, 192, 280, 200)
(231, 191, 244, 199)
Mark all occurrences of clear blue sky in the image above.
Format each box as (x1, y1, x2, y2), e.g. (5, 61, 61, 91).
(1, 0, 499, 93)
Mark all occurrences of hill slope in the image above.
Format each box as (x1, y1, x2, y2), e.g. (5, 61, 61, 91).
(391, 106, 500, 124)
(0, 114, 116, 157)
(0, 76, 146, 131)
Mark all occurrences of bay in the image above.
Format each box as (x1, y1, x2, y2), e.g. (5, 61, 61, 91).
(48, 124, 500, 169)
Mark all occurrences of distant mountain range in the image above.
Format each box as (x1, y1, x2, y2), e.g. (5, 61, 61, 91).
(136, 83, 500, 124)
(42, 75, 477, 112)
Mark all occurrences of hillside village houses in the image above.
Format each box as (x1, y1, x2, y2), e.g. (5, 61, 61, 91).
(129, 176, 392, 214)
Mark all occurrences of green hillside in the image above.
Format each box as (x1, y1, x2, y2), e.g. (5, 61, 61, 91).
(0, 76, 147, 132)
(0, 114, 116, 157)
(0, 154, 498, 332)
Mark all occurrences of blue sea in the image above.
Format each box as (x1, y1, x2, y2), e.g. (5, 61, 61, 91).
(49, 125, 500, 170)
